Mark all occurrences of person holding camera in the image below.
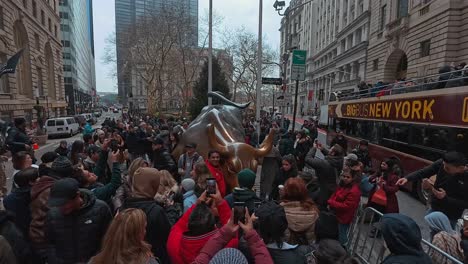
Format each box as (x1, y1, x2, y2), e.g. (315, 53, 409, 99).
(397, 151, 468, 226)
(167, 185, 237, 264)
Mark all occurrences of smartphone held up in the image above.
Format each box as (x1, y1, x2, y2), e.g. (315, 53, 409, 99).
(206, 178, 217, 195)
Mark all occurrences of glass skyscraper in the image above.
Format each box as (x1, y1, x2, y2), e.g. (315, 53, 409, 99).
(115, 0, 199, 104)
(59, 0, 96, 114)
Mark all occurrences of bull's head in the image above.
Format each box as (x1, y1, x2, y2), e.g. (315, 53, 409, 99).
(207, 123, 275, 175)
(172, 91, 275, 191)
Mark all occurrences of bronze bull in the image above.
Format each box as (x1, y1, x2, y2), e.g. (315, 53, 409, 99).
(172, 92, 274, 192)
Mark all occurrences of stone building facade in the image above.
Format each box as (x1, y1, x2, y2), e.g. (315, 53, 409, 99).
(0, 0, 66, 124)
(307, 0, 370, 113)
(366, 0, 468, 85)
(279, 0, 371, 115)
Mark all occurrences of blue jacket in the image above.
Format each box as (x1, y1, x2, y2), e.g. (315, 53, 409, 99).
(83, 123, 94, 136)
(3, 186, 32, 238)
(183, 191, 197, 213)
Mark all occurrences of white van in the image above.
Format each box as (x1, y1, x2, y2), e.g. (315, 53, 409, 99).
(80, 113, 96, 124)
(45, 117, 79, 138)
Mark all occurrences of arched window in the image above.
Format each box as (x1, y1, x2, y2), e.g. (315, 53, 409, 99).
(13, 20, 32, 98)
(44, 42, 56, 99)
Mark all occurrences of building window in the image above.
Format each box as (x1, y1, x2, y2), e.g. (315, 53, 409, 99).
(373, 59, 379, 71)
(23, 0, 28, 8)
(356, 28, 362, 43)
(34, 33, 40, 50)
(63, 65, 71, 72)
(59, 12, 69, 19)
(48, 18, 51, 32)
(54, 25, 57, 37)
(358, 0, 364, 15)
(60, 24, 70, 32)
(380, 5, 387, 31)
(398, 0, 409, 18)
(0, 7, 3, 30)
(61, 40, 70, 47)
(32, 1, 37, 17)
(41, 10, 45, 25)
(53, 0, 57, 11)
(420, 40, 431, 57)
(37, 67, 44, 96)
(59, 0, 68, 6)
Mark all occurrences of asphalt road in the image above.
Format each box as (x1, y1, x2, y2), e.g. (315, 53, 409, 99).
(5, 111, 120, 193)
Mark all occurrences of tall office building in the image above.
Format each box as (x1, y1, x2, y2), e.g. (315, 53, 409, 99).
(59, 0, 96, 114)
(115, 0, 199, 105)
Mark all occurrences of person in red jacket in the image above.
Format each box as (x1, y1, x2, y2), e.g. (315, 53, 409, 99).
(167, 186, 237, 264)
(328, 168, 361, 247)
(367, 157, 401, 214)
(193, 209, 273, 264)
(205, 150, 227, 197)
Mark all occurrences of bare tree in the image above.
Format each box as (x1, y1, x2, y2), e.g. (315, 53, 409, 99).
(102, 6, 226, 115)
(221, 27, 278, 106)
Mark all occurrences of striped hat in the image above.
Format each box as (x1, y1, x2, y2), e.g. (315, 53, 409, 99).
(209, 248, 248, 264)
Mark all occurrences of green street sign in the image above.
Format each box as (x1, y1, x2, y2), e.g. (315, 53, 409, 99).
(292, 50, 307, 65)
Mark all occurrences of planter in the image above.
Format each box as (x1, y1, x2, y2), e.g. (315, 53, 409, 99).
(32, 134, 48, 146)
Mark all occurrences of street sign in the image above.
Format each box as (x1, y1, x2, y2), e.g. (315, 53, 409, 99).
(262, 77, 283, 85)
(292, 50, 306, 65)
(291, 50, 307, 81)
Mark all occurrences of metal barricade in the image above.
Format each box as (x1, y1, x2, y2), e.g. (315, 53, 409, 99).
(347, 205, 463, 264)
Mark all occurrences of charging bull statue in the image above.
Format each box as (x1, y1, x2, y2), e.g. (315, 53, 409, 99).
(172, 91, 275, 192)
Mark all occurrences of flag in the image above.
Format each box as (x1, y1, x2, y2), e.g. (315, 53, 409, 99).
(0, 49, 24, 78)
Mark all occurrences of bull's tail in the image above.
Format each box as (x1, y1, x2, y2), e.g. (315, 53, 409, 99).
(208, 91, 251, 109)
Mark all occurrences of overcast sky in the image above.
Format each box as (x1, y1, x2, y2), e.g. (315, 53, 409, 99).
(92, 0, 290, 93)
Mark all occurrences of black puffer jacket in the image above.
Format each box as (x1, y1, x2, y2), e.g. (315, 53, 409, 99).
(0, 211, 33, 264)
(122, 198, 171, 264)
(6, 127, 31, 154)
(46, 189, 112, 264)
(152, 148, 177, 174)
(305, 147, 343, 209)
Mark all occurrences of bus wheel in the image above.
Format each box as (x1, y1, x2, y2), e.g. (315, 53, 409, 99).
(416, 180, 430, 205)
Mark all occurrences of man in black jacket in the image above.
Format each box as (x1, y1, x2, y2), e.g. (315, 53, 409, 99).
(46, 178, 112, 263)
(6, 118, 33, 155)
(150, 137, 176, 174)
(397, 151, 468, 225)
(305, 143, 344, 210)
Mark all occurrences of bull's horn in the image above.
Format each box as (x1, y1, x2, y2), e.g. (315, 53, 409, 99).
(208, 91, 251, 109)
(207, 123, 229, 155)
(255, 128, 275, 157)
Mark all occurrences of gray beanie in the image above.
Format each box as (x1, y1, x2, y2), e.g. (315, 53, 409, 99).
(209, 248, 248, 264)
(181, 178, 195, 192)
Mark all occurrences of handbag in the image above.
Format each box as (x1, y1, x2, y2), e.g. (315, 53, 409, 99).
(371, 186, 387, 207)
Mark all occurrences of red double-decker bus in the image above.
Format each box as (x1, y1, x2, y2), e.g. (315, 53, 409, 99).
(326, 85, 468, 202)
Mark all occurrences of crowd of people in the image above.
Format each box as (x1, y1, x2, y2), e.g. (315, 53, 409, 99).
(0, 113, 465, 264)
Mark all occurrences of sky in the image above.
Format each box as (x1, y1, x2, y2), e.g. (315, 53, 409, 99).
(92, 0, 290, 93)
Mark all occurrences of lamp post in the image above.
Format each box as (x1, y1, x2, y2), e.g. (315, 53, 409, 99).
(255, 0, 263, 146)
(208, 0, 213, 106)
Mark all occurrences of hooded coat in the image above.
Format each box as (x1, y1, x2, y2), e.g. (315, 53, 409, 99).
(3, 186, 32, 239)
(327, 182, 361, 224)
(381, 214, 432, 264)
(224, 188, 263, 214)
(425, 212, 463, 264)
(46, 189, 112, 264)
(167, 200, 238, 264)
(0, 211, 32, 264)
(281, 201, 319, 245)
(122, 167, 171, 264)
(29, 175, 57, 249)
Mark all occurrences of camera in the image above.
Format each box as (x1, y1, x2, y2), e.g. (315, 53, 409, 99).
(206, 178, 217, 195)
(233, 201, 246, 224)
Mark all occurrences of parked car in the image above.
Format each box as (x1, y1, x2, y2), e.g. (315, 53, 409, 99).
(80, 113, 95, 124)
(93, 111, 101, 118)
(74, 115, 86, 126)
(45, 117, 79, 138)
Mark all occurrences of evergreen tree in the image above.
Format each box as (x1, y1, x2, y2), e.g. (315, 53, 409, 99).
(189, 57, 231, 118)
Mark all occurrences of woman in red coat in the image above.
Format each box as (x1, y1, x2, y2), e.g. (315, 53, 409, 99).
(328, 168, 362, 247)
(367, 157, 401, 214)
